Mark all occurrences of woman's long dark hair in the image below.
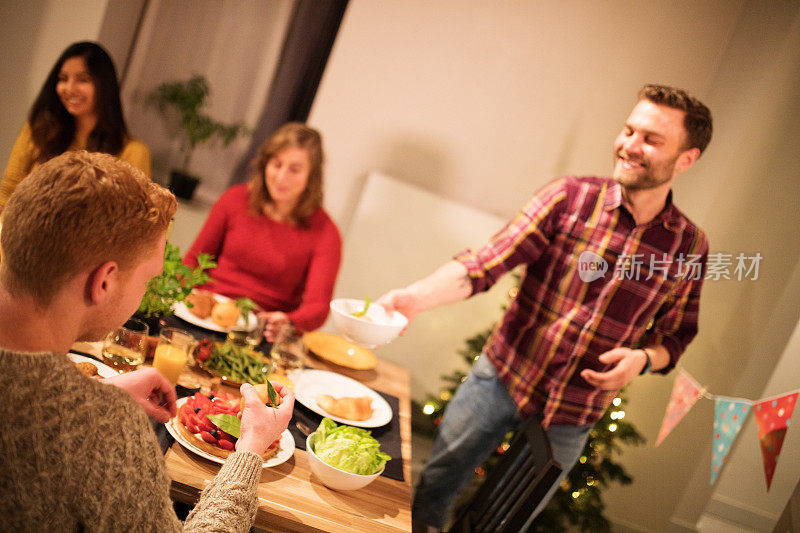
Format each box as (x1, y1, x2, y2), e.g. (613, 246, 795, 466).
(28, 41, 129, 162)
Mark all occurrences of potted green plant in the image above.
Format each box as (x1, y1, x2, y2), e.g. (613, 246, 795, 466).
(150, 75, 250, 199)
(135, 241, 216, 332)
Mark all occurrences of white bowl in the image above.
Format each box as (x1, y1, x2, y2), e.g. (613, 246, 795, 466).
(329, 298, 407, 348)
(306, 432, 384, 491)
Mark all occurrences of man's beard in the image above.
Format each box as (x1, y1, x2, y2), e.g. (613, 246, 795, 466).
(613, 150, 676, 191)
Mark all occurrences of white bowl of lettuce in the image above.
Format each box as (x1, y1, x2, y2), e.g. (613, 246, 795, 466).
(306, 418, 391, 491)
(330, 298, 407, 348)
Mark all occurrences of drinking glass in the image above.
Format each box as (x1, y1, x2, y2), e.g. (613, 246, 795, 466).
(153, 327, 197, 385)
(269, 324, 305, 380)
(226, 314, 265, 349)
(101, 319, 148, 373)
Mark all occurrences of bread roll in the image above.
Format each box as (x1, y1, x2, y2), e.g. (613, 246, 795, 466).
(186, 290, 216, 319)
(211, 301, 240, 328)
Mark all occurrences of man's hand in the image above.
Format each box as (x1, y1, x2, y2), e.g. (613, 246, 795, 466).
(259, 311, 291, 343)
(103, 367, 177, 423)
(377, 288, 421, 324)
(580, 348, 648, 391)
(237, 382, 295, 457)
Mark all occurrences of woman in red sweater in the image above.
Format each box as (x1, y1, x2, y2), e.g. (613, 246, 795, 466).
(184, 123, 341, 340)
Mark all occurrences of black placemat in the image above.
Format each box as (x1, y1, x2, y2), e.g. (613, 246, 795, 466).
(289, 390, 404, 482)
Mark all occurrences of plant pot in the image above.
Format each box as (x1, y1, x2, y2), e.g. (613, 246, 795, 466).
(169, 170, 200, 200)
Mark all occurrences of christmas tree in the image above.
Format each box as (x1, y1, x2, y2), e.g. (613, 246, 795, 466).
(414, 319, 645, 531)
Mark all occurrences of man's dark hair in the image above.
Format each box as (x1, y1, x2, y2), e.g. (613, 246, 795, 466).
(638, 84, 713, 154)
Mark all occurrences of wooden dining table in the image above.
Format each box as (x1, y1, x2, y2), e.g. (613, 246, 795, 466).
(73, 335, 413, 532)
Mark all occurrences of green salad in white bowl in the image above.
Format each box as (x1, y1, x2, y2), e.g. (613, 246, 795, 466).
(306, 418, 391, 490)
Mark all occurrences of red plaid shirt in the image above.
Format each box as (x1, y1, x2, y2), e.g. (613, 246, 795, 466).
(455, 176, 708, 427)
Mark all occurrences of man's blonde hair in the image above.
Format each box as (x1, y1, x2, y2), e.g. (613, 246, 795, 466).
(0, 151, 176, 305)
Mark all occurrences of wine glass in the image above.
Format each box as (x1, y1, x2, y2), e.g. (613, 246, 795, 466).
(269, 323, 305, 380)
(101, 318, 149, 373)
(227, 314, 265, 349)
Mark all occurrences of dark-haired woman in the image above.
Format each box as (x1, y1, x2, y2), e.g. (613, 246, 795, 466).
(184, 123, 341, 340)
(0, 41, 150, 212)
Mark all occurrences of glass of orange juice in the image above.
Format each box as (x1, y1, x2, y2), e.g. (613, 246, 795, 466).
(153, 327, 196, 385)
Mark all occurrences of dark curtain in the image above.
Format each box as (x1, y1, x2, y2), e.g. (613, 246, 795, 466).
(230, 0, 349, 185)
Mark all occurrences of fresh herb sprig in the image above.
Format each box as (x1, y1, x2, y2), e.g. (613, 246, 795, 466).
(137, 242, 216, 318)
(206, 414, 241, 439)
(266, 380, 279, 407)
(351, 297, 371, 318)
(235, 297, 258, 324)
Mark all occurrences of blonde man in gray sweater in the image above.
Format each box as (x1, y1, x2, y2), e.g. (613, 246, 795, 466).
(0, 151, 294, 532)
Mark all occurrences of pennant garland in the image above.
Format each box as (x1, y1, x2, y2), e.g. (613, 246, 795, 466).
(753, 393, 798, 490)
(654, 368, 705, 447)
(654, 368, 798, 491)
(711, 397, 751, 485)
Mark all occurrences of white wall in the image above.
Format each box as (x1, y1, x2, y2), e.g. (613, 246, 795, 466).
(309, 0, 800, 530)
(311, 0, 742, 230)
(703, 284, 800, 530)
(120, 0, 293, 199)
(0, 0, 109, 171)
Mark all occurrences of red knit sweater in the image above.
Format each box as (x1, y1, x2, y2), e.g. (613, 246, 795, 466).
(184, 184, 342, 332)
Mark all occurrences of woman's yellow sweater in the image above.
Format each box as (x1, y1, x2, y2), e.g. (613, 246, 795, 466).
(0, 123, 151, 211)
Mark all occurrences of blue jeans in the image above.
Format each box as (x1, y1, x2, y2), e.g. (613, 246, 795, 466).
(412, 355, 592, 530)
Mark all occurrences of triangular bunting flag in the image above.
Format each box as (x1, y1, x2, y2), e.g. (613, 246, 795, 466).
(710, 397, 751, 485)
(753, 392, 798, 490)
(655, 368, 704, 446)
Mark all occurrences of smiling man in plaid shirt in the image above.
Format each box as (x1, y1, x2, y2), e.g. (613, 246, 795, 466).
(378, 84, 712, 530)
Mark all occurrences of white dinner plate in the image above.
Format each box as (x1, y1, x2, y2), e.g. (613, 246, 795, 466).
(67, 353, 118, 378)
(173, 292, 259, 333)
(293, 369, 393, 428)
(166, 398, 294, 467)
